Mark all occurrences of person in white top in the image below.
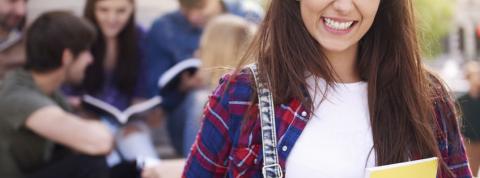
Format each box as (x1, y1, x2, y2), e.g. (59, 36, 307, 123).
(182, 0, 472, 177)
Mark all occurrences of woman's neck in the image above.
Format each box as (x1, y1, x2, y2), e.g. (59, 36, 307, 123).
(322, 44, 360, 83)
(104, 37, 118, 72)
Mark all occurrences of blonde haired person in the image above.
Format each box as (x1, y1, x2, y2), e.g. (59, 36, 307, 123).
(458, 61, 480, 176)
(183, 13, 257, 156)
(198, 14, 257, 87)
(141, 15, 257, 178)
(180, 14, 258, 158)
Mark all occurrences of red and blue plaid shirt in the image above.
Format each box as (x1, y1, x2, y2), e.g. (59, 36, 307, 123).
(182, 69, 472, 178)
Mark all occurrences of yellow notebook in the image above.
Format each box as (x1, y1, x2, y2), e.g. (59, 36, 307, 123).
(365, 157, 438, 178)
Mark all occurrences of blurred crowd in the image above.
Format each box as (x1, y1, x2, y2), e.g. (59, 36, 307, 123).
(1, 0, 480, 178)
(0, 0, 260, 178)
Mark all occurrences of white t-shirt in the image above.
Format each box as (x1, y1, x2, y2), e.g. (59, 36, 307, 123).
(285, 76, 376, 178)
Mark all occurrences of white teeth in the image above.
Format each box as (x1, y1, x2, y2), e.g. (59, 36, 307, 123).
(324, 17, 354, 30)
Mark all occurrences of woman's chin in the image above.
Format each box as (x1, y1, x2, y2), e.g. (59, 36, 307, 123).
(320, 44, 352, 53)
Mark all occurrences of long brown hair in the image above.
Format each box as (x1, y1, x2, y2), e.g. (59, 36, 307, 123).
(236, 0, 453, 175)
(83, 0, 141, 96)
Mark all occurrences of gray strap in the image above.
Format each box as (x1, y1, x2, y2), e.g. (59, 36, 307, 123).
(248, 64, 283, 178)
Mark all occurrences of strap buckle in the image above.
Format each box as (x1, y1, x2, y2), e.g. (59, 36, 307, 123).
(262, 163, 283, 178)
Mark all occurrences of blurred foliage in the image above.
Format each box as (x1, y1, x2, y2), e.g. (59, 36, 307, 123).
(260, 0, 270, 9)
(415, 0, 456, 58)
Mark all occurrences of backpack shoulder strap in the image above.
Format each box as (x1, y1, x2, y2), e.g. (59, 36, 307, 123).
(247, 64, 283, 178)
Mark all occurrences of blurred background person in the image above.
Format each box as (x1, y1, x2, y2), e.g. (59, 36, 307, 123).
(458, 61, 480, 177)
(0, 0, 26, 78)
(62, 0, 157, 177)
(140, 14, 257, 178)
(197, 14, 257, 88)
(0, 11, 113, 178)
(183, 14, 257, 153)
(144, 0, 264, 157)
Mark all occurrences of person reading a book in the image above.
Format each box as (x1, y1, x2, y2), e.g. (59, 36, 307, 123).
(0, 0, 26, 78)
(182, 0, 472, 177)
(0, 11, 114, 178)
(458, 61, 480, 176)
(139, 14, 258, 178)
(64, 0, 148, 114)
(143, 0, 264, 157)
(62, 0, 158, 177)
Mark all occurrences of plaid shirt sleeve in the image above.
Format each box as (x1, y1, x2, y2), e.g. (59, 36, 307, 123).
(432, 78, 473, 178)
(182, 72, 251, 178)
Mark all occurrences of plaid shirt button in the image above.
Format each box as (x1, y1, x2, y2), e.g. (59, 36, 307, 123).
(301, 111, 307, 117)
(282, 145, 288, 152)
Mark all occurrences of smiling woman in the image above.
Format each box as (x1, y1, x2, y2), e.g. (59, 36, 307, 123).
(300, 0, 379, 55)
(93, 0, 134, 39)
(182, 0, 473, 177)
(184, 0, 471, 178)
(82, 0, 141, 98)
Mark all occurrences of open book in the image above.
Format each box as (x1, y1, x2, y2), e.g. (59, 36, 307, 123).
(82, 95, 162, 124)
(365, 157, 438, 178)
(157, 58, 201, 93)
